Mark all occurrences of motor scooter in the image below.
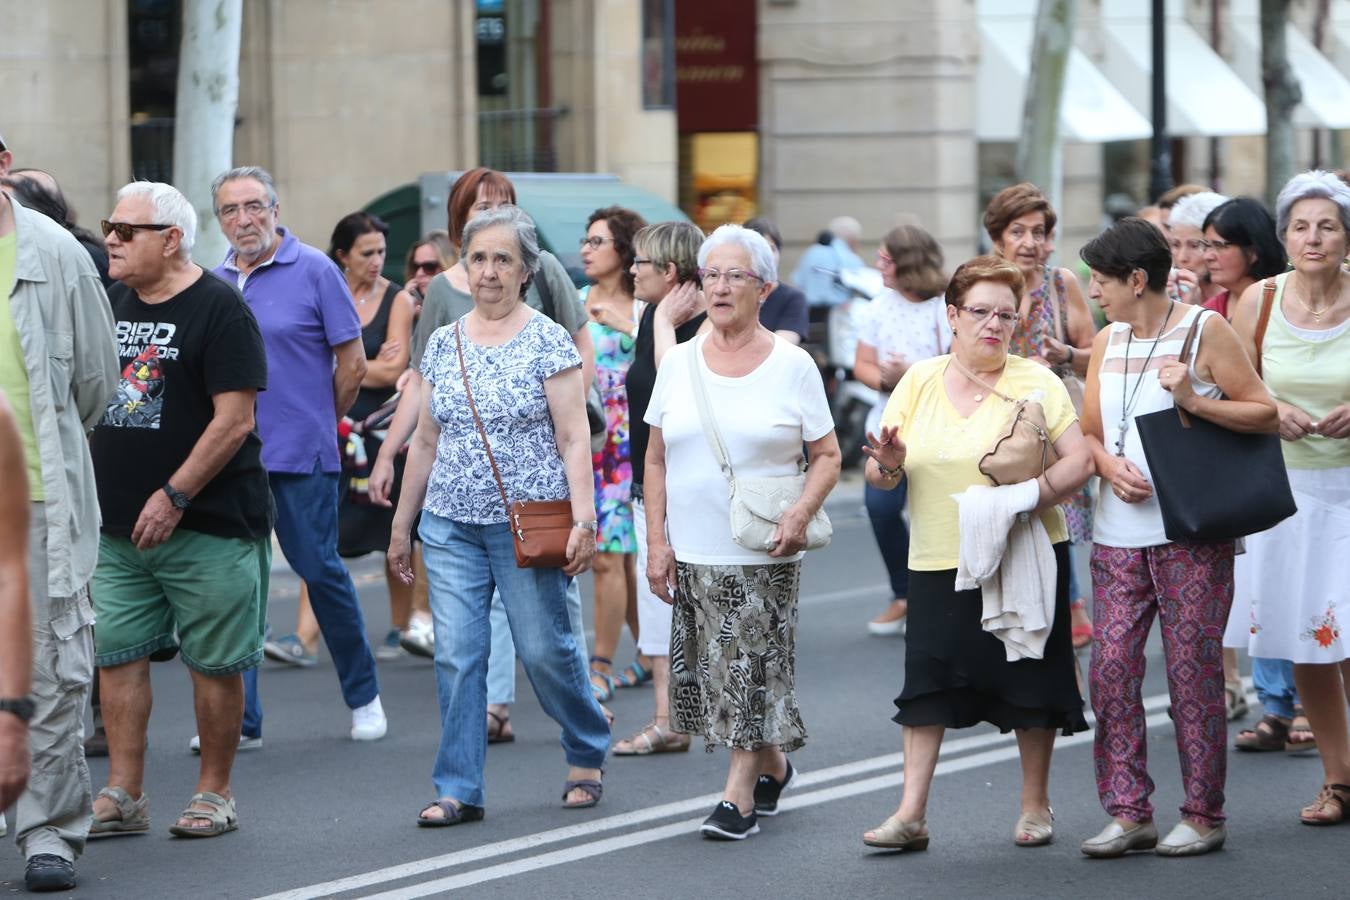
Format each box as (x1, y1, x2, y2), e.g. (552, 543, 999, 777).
(805, 267, 883, 469)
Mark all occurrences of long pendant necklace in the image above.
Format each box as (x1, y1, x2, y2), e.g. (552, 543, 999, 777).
(1115, 300, 1175, 456)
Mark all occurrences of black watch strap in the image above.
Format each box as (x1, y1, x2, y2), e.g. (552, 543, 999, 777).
(0, 697, 35, 723)
(163, 483, 191, 510)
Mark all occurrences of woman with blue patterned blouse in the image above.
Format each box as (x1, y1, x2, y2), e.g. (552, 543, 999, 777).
(389, 205, 610, 826)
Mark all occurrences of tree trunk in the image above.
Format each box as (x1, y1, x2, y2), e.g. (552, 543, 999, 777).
(1260, 0, 1301, 208)
(1016, 0, 1077, 217)
(172, 0, 243, 267)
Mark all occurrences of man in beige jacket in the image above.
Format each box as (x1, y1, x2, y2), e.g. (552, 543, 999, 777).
(0, 130, 117, 893)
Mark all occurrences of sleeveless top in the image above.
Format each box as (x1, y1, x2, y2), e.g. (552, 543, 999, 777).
(349, 282, 402, 421)
(1093, 303, 1224, 549)
(1262, 272, 1350, 470)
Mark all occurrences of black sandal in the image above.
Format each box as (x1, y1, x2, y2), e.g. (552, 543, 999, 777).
(1235, 714, 1290, 752)
(416, 799, 485, 828)
(562, 779, 603, 809)
(486, 711, 514, 744)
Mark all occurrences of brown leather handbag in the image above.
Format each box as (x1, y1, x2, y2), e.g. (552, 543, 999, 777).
(949, 357, 1060, 486)
(455, 322, 574, 568)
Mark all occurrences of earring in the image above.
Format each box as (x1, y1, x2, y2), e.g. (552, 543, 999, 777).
(1134, 291, 1143, 298)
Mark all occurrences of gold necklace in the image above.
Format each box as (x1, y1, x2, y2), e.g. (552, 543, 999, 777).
(1290, 273, 1343, 322)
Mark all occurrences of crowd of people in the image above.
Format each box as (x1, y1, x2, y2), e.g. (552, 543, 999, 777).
(1, 116, 1348, 890)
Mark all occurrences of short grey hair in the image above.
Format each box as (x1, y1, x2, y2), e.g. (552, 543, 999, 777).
(209, 166, 280, 210)
(1168, 191, 1230, 231)
(828, 216, 862, 242)
(697, 223, 778, 283)
(116, 181, 197, 257)
(1275, 170, 1350, 243)
(459, 204, 541, 278)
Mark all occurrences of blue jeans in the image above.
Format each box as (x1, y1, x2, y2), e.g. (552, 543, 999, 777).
(244, 464, 380, 736)
(864, 480, 910, 599)
(486, 578, 585, 705)
(1252, 656, 1299, 720)
(420, 512, 609, 806)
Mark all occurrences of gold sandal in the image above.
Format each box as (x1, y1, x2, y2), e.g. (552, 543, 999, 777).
(612, 721, 690, 756)
(1013, 808, 1054, 846)
(863, 814, 929, 850)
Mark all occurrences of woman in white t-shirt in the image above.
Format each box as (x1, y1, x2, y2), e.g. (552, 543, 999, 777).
(644, 225, 841, 841)
(853, 225, 951, 636)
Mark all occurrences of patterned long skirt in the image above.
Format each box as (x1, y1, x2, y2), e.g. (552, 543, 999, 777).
(669, 561, 807, 753)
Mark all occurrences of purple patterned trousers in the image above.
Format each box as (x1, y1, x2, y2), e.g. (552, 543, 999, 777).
(1089, 541, 1234, 827)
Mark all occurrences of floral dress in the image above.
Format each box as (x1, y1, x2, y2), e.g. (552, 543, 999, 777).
(584, 288, 638, 554)
(1010, 266, 1093, 544)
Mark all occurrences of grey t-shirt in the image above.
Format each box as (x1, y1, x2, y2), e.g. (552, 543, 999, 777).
(410, 249, 585, 370)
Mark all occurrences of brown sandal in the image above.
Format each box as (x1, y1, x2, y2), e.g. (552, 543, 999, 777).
(1286, 706, 1317, 754)
(1235, 714, 1290, 752)
(1300, 783, 1350, 826)
(486, 711, 514, 744)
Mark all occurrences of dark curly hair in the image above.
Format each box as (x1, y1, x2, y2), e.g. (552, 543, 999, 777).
(586, 206, 647, 295)
(327, 212, 389, 268)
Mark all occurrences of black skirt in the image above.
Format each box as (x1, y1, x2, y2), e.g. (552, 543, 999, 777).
(893, 542, 1088, 736)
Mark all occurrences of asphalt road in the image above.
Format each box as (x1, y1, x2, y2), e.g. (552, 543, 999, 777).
(3, 476, 1347, 898)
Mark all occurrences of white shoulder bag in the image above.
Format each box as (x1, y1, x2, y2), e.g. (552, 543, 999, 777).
(686, 338, 832, 552)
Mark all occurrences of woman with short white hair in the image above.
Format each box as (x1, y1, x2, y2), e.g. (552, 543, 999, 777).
(644, 224, 840, 839)
(1226, 170, 1350, 825)
(1167, 191, 1229, 309)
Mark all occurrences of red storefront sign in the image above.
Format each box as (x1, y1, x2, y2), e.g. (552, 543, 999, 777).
(675, 0, 758, 133)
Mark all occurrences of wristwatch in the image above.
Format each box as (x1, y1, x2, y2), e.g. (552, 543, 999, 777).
(0, 697, 35, 723)
(162, 483, 191, 510)
(572, 520, 599, 533)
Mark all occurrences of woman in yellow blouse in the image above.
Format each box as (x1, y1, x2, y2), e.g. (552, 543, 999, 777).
(860, 255, 1093, 852)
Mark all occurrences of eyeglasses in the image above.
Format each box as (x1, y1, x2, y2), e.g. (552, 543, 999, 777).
(697, 267, 764, 288)
(1198, 238, 1239, 252)
(579, 236, 615, 250)
(632, 257, 654, 268)
(101, 220, 172, 241)
(411, 261, 442, 275)
(216, 200, 275, 220)
(956, 305, 1019, 325)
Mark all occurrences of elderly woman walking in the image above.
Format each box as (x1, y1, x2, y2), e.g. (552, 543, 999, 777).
(388, 205, 610, 825)
(1225, 171, 1350, 825)
(644, 224, 840, 840)
(861, 255, 1092, 853)
(1079, 218, 1277, 858)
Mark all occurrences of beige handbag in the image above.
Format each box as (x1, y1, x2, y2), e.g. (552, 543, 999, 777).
(949, 357, 1059, 486)
(687, 339, 832, 552)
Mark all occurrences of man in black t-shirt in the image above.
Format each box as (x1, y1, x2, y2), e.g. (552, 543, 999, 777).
(745, 218, 809, 344)
(87, 182, 270, 839)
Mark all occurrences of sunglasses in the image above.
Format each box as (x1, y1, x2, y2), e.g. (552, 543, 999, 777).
(101, 220, 172, 241)
(411, 261, 442, 275)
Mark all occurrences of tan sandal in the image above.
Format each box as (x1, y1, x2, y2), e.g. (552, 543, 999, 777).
(863, 814, 929, 850)
(1300, 783, 1350, 826)
(612, 721, 690, 756)
(89, 786, 149, 838)
(1013, 808, 1054, 846)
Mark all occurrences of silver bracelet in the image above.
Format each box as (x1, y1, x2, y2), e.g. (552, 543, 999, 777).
(572, 520, 598, 533)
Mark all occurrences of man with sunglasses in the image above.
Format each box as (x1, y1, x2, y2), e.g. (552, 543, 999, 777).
(87, 181, 272, 844)
(209, 166, 386, 746)
(0, 130, 116, 892)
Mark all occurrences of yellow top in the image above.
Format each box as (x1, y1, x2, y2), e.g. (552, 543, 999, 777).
(1263, 272, 1350, 470)
(0, 231, 43, 500)
(880, 354, 1074, 571)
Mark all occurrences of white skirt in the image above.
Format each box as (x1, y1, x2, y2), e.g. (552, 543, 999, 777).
(1224, 466, 1350, 663)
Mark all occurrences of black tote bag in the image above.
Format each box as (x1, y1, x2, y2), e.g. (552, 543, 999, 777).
(1134, 311, 1296, 543)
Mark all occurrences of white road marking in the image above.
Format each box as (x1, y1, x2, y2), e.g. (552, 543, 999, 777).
(259, 683, 1230, 900)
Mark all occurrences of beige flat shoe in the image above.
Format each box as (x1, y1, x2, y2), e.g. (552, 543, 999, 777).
(1081, 819, 1159, 858)
(1155, 821, 1225, 857)
(863, 814, 929, 851)
(1013, 807, 1054, 847)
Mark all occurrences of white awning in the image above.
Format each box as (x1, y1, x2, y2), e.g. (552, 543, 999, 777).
(976, 13, 1153, 142)
(1098, 0, 1267, 137)
(1231, 0, 1350, 129)
(1330, 0, 1350, 91)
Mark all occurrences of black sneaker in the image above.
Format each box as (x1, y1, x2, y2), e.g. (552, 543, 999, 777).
(753, 758, 795, 816)
(700, 801, 759, 840)
(25, 854, 76, 892)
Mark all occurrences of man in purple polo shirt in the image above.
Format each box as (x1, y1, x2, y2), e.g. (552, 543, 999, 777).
(209, 166, 386, 744)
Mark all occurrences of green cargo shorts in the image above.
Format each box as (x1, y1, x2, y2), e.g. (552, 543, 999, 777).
(92, 529, 270, 676)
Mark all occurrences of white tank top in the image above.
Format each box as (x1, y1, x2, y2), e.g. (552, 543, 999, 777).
(1093, 304, 1224, 548)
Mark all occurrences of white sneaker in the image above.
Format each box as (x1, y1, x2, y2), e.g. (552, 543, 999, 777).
(351, 696, 387, 741)
(399, 618, 434, 659)
(188, 734, 263, 754)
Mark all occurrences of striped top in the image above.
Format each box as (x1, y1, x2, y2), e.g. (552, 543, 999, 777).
(1093, 303, 1223, 549)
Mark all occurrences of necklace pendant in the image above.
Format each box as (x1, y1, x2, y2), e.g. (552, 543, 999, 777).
(973, 393, 984, 402)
